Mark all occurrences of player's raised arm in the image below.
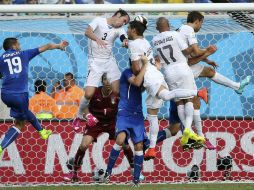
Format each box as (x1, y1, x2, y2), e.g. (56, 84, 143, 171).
(38, 41, 69, 53)
(128, 55, 148, 87)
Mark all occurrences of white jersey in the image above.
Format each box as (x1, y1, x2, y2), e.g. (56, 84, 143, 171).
(87, 17, 126, 59)
(152, 31, 188, 68)
(178, 25, 198, 46)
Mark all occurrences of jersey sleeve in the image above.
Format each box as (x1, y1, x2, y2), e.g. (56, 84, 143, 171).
(175, 32, 189, 51)
(23, 48, 40, 61)
(128, 42, 141, 61)
(184, 27, 198, 46)
(89, 17, 101, 31)
(123, 69, 133, 81)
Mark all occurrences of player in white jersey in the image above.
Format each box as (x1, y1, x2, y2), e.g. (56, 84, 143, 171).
(178, 11, 251, 149)
(127, 17, 207, 160)
(72, 9, 130, 130)
(152, 17, 206, 147)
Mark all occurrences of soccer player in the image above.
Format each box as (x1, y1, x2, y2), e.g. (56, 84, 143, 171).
(178, 11, 251, 149)
(128, 17, 207, 160)
(104, 55, 148, 187)
(72, 9, 130, 130)
(152, 17, 210, 148)
(63, 74, 138, 182)
(0, 37, 68, 156)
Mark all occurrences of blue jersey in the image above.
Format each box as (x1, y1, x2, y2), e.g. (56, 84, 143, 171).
(118, 69, 143, 114)
(0, 48, 40, 94)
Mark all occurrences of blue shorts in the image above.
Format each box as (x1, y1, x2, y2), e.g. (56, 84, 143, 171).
(116, 111, 145, 144)
(169, 100, 181, 124)
(1, 92, 29, 120)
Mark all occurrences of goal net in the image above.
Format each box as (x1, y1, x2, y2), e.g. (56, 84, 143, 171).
(0, 5, 254, 185)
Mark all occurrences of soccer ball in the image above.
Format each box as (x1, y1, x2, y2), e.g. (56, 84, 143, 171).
(92, 168, 104, 182)
(134, 15, 148, 28)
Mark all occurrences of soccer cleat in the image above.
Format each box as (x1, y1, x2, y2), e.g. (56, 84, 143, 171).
(197, 87, 209, 104)
(144, 148, 156, 161)
(39, 129, 52, 140)
(182, 139, 196, 151)
(131, 168, 145, 181)
(0, 146, 3, 157)
(86, 113, 99, 127)
(204, 138, 216, 150)
(131, 179, 140, 188)
(72, 117, 82, 132)
(235, 75, 251, 94)
(103, 171, 110, 183)
(180, 128, 191, 146)
(63, 171, 78, 182)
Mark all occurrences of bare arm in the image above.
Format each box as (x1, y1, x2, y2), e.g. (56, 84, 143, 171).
(85, 26, 107, 48)
(128, 56, 148, 87)
(39, 41, 68, 53)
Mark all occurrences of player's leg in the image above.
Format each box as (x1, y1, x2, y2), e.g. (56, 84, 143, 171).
(200, 66, 251, 94)
(73, 60, 104, 129)
(64, 134, 94, 182)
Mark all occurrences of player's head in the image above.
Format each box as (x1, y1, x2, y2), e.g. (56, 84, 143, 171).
(3, 38, 21, 51)
(63, 72, 75, 90)
(112, 9, 130, 28)
(187, 11, 204, 32)
(34, 79, 46, 94)
(101, 73, 111, 91)
(127, 18, 147, 40)
(156, 17, 170, 32)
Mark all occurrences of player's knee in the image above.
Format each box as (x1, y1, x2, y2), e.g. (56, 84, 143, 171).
(169, 123, 180, 136)
(134, 142, 143, 151)
(15, 120, 25, 130)
(80, 143, 89, 151)
(193, 96, 201, 109)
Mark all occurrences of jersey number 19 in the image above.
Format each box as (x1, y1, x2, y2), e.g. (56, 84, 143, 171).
(4, 57, 22, 74)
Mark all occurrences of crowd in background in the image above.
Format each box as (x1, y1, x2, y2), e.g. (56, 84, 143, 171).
(0, 0, 253, 5)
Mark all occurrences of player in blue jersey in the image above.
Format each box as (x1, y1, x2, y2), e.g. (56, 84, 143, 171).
(0, 37, 68, 156)
(103, 55, 148, 187)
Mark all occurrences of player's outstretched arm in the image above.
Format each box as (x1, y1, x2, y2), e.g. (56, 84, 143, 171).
(129, 55, 148, 87)
(38, 41, 69, 53)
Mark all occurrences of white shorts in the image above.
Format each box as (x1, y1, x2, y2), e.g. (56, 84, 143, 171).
(144, 65, 168, 109)
(164, 63, 197, 98)
(190, 64, 204, 78)
(85, 57, 121, 87)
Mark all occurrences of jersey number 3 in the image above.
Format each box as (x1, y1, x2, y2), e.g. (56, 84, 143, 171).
(102, 33, 107, 40)
(4, 57, 22, 74)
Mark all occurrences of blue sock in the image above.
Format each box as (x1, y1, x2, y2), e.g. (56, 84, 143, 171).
(143, 138, 150, 151)
(1, 127, 20, 149)
(156, 130, 167, 144)
(106, 144, 121, 175)
(133, 151, 144, 181)
(27, 110, 43, 131)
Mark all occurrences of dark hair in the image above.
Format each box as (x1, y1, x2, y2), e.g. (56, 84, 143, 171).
(101, 73, 107, 83)
(34, 79, 46, 94)
(65, 72, 74, 79)
(113, 9, 129, 17)
(129, 20, 146, 36)
(3, 38, 18, 51)
(187, 11, 204, 23)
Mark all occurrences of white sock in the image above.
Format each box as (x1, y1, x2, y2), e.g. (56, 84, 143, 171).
(211, 72, 240, 90)
(113, 143, 122, 151)
(193, 110, 204, 137)
(164, 128, 172, 138)
(147, 114, 159, 148)
(158, 89, 197, 101)
(77, 96, 90, 118)
(184, 102, 194, 130)
(177, 104, 186, 127)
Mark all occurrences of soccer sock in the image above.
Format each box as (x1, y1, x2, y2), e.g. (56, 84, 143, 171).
(77, 96, 90, 119)
(147, 114, 159, 148)
(185, 102, 194, 130)
(158, 89, 197, 101)
(133, 151, 144, 181)
(73, 147, 86, 171)
(143, 138, 150, 152)
(123, 146, 134, 168)
(177, 104, 186, 127)
(156, 128, 172, 143)
(193, 110, 204, 137)
(27, 110, 43, 131)
(106, 144, 122, 175)
(1, 126, 21, 149)
(211, 72, 240, 90)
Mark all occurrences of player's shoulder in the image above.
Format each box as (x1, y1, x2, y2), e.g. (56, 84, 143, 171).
(179, 24, 194, 33)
